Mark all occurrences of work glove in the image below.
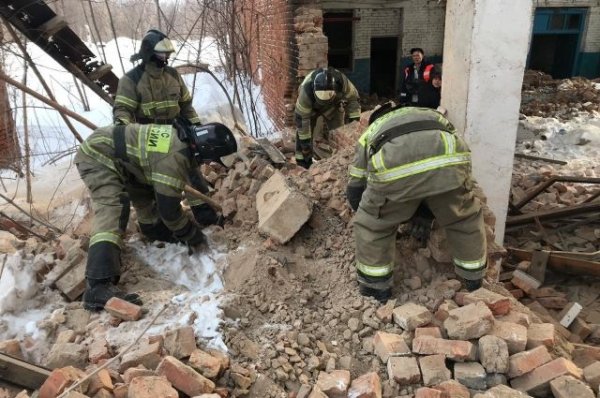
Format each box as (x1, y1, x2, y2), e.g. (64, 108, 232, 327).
(346, 184, 366, 211)
(408, 203, 435, 247)
(174, 220, 206, 247)
(138, 220, 177, 243)
(297, 138, 313, 169)
(192, 203, 221, 227)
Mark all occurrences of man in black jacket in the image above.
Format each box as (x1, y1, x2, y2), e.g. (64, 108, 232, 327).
(417, 70, 442, 109)
(399, 48, 436, 106)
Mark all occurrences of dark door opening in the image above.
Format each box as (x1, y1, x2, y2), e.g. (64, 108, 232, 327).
(529, 34, 579, 79)
(323, 11, 354, 71)
(370, 37, 398, 96)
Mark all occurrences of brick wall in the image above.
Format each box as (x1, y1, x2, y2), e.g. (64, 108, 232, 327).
(353, 8, 403, 59)
(399, 1, 446, 58)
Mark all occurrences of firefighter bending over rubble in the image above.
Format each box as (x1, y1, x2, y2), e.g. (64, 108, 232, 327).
(113, 29, 201, 126)
(295, 67, 361, 168)
(346, 106, 487, 302)
(75, 119, 237, 310)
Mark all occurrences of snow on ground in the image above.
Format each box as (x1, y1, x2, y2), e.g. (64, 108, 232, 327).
(0, 36, 274, 352)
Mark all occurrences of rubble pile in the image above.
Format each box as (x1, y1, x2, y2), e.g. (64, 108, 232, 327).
(521, 70, 600, 120)
(0, 115, 599, 398)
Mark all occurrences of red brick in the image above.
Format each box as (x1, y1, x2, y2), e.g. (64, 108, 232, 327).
(316, 370, 350, 397)
(373, 331, 410, 363)
(412, 336, 477, 361)
(454, 362, 486, 390)
(491, 320, 528, 354)
(163, 326, 196, 359)
(189, 349, 222, 379)
(418, 355, 450, 386)
(570, 318, 592, 341)
(550, 375, 595, 398)
(86, 369, 113, 396)
(415, 387, 447, 398)
(119, 342, 161, 372)
(387, 356, 421, 385)
(375, 300, 395, 323)
(508, 345, 552, 378)
(104, 297, 142, 321)
(91, 388, 113, 398)
(112, 384, 128, 398)
(433, 380, 469, 398)
(496, 311, 531, 327)
(347, 372, 381, 398)
(510, 358, 583, 396)
(510, 289, 524, 299)
(39, 367, 88, 398)
(583, 361, 600, 392)
(0, 339, 23, 358)
(444, 302, 494, 340)
(463, 288, 511, 315)
(206, 349, 230, 371)
(415, 327, 443, 339)
(128, 376, 178, 398)
(527, 323, 556, 349)
(392, 303, 432, 331)
(123, 366, 156, 383)
(156, 356, 215, 396)
(88, 338, 110, 364)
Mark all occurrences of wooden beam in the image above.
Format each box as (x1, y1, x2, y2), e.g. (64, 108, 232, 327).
(0, 353, 51, 389)
(509, 248, 600, 277)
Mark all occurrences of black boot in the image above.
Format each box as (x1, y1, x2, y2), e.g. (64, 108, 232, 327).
(357, 271, 393, 303)
(464, 278, 482, 292)
(138, 220, 177, 243)
(83, 279, 142, 311)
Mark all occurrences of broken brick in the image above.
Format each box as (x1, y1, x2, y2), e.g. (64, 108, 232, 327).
(583, 361, 600, 392)
(418, 354, 451, 386)
(527, 323, 556, 349)
(163, 326, 196, 359)
(119, 342, 162, 372)
(104, 297, 142, 321)
(392, 303, 432, 331)
(86, 369, 113, 396)
(347, 372, 381, 398)
(454, 362, 486, 390)
(510, 358, 583, 396)
(128, 376, 178, 398)
(491, 320, 528, 354)
(373, 331, 410, 363)
(415, 327, 443, 339)
(444, 302, 494, 340)
(39, 367, 88, 398)
(508, 345, 553, 378)
(156, 356, 215, 396)
(434, 380, 469, 398)
(415, 387, 446, 398)
(478, 335, 509, 374)
(463, 288, 511, 315)
(315, 370, 350, 397)
(387, 356, 421, 385)
(189, 349, 222, 379)
(123, 366, 156, 383)
(511, 270, 542, 294)
(550, 375, 595, 398)
(412, 336, 477, 361)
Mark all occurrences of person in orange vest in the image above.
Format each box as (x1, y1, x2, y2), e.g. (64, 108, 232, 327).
(399, 48, 436, 106)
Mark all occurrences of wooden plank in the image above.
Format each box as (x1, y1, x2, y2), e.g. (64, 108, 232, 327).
(508, 248, 600, 277)
(0, 352, 50, 389)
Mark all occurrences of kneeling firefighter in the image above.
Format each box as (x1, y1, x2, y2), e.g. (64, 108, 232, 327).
(75, 119, 237, 310)
(346, 106, 487, 302)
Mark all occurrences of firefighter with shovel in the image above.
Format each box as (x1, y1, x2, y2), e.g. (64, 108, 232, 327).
(74, 118, 237, 310)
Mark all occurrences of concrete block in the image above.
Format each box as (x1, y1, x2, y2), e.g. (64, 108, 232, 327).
(559, 303, 583, 328)
(256, 171, 312, 243)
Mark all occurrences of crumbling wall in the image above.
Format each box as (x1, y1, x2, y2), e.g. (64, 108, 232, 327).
(239, 1, 327, 129)
(0, 28, 19, 171)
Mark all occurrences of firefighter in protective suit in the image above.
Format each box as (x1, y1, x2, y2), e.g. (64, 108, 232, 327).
(74, 120, 237, 310)
(113, 29, 201, 126)
(295, 67, 361, 168)
(346, 106, 487, 302)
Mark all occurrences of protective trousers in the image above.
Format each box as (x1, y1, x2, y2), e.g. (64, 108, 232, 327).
(77, 161, 130, 281)
(353, 184, 487, 281)
(295, 108, 345, 163)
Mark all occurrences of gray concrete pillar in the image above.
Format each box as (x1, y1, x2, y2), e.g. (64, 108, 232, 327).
(442, 0, 534, 243)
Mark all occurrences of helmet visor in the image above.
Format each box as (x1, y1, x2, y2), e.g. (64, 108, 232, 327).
(315, 90, 336, 101)
(154, 37, 175, 53)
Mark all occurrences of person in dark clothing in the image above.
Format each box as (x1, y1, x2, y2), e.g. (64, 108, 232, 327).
(417, 70, 442, 109)
(399, 48, 436, 106)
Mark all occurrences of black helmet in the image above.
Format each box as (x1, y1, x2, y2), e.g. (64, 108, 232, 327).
(175, 118, 238, 162)
(131, 29, 175, 66)
(313, 67, 343, 102)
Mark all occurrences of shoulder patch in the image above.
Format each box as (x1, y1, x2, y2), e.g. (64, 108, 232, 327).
(146, 125, 172, 153)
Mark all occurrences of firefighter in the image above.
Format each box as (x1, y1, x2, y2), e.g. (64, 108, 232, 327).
(113, 29, 201, 126)
(74, 119, 237, 310)
(399, 48, 436, 106)
(346, 106, 487, 302)
(295, 67, 361, 168)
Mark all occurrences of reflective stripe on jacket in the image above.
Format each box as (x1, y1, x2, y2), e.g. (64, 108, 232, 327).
(348, 107, 473, 202)
(113, 63, 201, 125)
(75, 124, 205, 232)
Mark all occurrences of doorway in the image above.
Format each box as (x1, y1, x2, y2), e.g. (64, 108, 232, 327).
(370, 37, 398, 96)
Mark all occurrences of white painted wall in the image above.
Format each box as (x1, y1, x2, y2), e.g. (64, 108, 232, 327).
(443, 0, 535, 243)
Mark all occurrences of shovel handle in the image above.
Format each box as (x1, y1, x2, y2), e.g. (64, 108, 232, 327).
(183, 184, 223, 213)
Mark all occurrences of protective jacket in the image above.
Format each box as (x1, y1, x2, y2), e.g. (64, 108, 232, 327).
(113, 62, 201, 125)
(399, 62, 435, 105)
(75, 123, 208, 251)
(294, 68, 361, 142)
(417, 83, 441, 109)
(349, 107, 486, 284)
(348, 107, 470, 201)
